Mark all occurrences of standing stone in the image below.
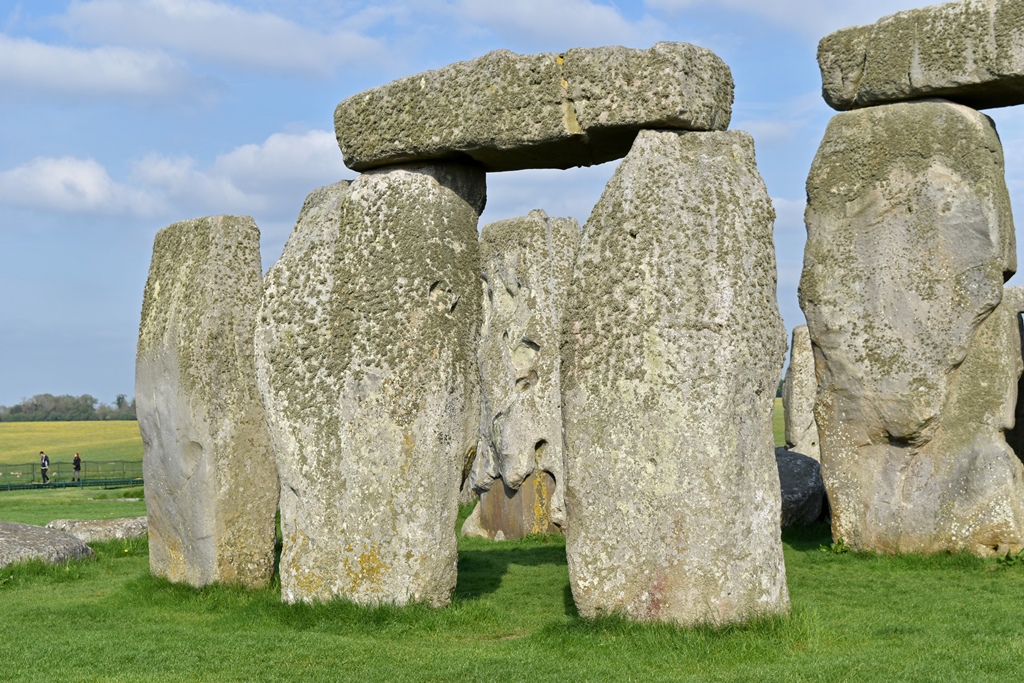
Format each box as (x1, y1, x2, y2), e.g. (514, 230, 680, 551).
(255, 165, 484, 606)
(335, 43, 732, 173)
(1003, 287, 1024, 463)
(819, 0, 1024, 112)
(782, 325, 820, 460)
(800, 100, 1024, 555)
(464, 210, 579, 540)
(562, 129, 789, 625)
(136, 215, 279, 589)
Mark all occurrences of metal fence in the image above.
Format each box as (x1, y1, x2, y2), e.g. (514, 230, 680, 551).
(0, 460, 143, 490)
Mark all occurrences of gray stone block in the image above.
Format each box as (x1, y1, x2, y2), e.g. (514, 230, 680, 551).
(469, 210, 578, 538)
(819, 0, 1024, 111)
(46, 517, 148, 544)
(335, 43, 732, 172)
(800, 100, 1024, 555)
(783, 325, 820, 461)
(256, 166, 483, 607)
(562, 129, 789, 626)
(137, 215, 279, 589)
(0, 522, 94, 569)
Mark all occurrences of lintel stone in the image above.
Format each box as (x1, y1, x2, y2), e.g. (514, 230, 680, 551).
(819, 0, 1024, 111)
(335, 42, 732, 173)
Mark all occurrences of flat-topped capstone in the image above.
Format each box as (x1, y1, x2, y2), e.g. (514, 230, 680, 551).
(820, 0, 1024, 111)
(335, 42, 732, 173)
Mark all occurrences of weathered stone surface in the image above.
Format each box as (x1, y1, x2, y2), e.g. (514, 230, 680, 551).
(782, 325, 820, 460)
(136, 215, 279, 589)
(775, 448, 826, 529)
(255, 166, 484, 607)
(1003, 287, 1024, 462)
(562, 129, 789, 625)
(462, 472, 560, 541)
(46, 517, 148, 544)
(819, 0, 1024, 111)
(0, 522, 94, 569)
(800, 100, 1024, 555)
(468, 210, 578, 539)
(335, 43, 732, 173)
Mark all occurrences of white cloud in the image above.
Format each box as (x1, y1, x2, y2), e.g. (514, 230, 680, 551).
(454, 0, 664, 49)
(134, 129, 346, 216)
(645, 0, 926, 39)
(212, 130, 346, 195)
(480, 162, 620, 228)
(0, 157, 157, 214)
(0, 34, 202, 100)
(0, 129, 347, 222)
(63, 0, 383, 75)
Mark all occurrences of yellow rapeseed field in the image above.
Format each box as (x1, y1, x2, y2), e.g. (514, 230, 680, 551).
(0, 421, 142, 466)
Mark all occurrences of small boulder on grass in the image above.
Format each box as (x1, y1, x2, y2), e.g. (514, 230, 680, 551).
(0, 522, 94, 569)
(776, 447, 826, 529)
(46, 517, 147, 544)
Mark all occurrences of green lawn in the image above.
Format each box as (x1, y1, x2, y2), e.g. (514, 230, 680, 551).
(0, 487, 146, 526)
(1, 492, 1022, 681)
(0, 420, 143, 466)
(5, 414, 1021, 681)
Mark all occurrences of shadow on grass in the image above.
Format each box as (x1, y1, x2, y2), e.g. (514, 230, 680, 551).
(455, 539, 567, 600)
(781, 521, 832, 552)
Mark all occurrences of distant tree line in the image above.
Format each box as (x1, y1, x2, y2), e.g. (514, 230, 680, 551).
(0, 394, 137, 422)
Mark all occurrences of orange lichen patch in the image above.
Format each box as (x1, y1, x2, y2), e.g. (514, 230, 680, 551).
(530, 471, 554, 534)
(340, 541, 391, 594)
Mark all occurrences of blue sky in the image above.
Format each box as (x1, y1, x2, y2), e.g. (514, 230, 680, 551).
(2, 0, 1023, 407)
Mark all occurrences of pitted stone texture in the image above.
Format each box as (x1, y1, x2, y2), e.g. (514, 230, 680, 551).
(775, 448, 826, 529)
(562, 129, 789, 626)
(335, 42, 732, 173)
(137, 215, 279, 589)
(1003, 287, 1024, 462)
(469, 210, 578, 538)
(256, 167, 484, 607)
(463, 472, 561, 541)
(819, 0, 1024, 111)
(783, 325, 820, 460)
(0, 522, 94, 569)
(46, 517, 148, 543)
(800, 100, 1024, 555)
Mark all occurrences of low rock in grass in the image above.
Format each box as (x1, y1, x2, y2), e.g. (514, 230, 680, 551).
(775, 448, 826, 529)
(0, 522, 94, 569)
(46, 517, 148, 544)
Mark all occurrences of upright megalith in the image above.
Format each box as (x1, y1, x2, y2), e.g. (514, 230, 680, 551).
(255, 165, 484, 606)
(782, 325, 820, 460)
(334, 42, 733, 173)
(136, 215, 279, 589)
(464, 210, 579, 540)
(562, 129, 789, 625)
(800, 99, 1024, 555)
(819, 0, 1024, 111)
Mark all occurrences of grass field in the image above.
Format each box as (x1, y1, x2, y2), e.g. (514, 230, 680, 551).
(2, 418, 1024, 680)
(0, 487, 147, 526)
(0, 420, 143, 466)
(0, 516, 1022, 681)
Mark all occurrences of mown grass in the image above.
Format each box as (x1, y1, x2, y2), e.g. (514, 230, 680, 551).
(0, 487, 147, 526)
(5, 416, 1021, 681)
(773, 397, 785, 447)
(0, 420, 143, 466)
(1, 496, 1023, 682)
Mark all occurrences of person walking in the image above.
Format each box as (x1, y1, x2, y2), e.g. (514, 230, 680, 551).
(72, 452, 82, 482)
(39, 451, 50, 484)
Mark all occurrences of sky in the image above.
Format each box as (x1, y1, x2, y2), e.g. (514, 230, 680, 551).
(3, 0, 1024, 407)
